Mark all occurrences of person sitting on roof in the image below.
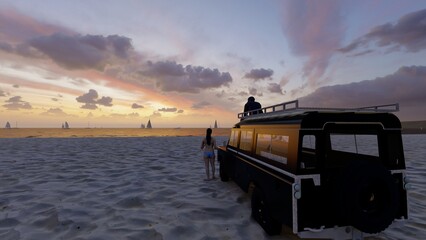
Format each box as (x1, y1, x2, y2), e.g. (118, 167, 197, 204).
(244, 96, 263, 116)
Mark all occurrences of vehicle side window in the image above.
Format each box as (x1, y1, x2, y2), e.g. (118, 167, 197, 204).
(256, 134, 288, 164)
(302, 135, 316, 150)
(300, 135, 317, 170)
(271, 135, 289, 158)
(330, 134, 379, 157)
(240, 131, 253, 151)
(229, 130, 240, 147)
(256, 134, 271, 154)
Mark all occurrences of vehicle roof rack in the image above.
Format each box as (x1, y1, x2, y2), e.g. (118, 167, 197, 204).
(238, 100, 399, 120)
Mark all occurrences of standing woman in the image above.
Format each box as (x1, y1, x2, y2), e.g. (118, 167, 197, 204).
(201, 128, 216, 180)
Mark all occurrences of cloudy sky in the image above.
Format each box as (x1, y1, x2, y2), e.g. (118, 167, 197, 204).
(0, 0, 425, 128)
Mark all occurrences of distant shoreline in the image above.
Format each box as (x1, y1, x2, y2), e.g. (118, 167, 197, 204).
(0, 127, 424, 138)
(0, 128, 232, 138)
(401, 129, 426, 134)
(401, 120, 426, 134)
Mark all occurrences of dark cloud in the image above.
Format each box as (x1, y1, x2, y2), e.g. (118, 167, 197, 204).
(3, 96, 32, 110)
(79, 34, 133, 58)
(28, 33, 133, 70)
(131, 103, 144, 109)
(106, 35, 133, 58)
(76, 89, 113, 109)
(268, 83, 284, 94)
(281, 0, 343, 85)
(299, 65, 426, 120)
(97, 96, 113, 106)
(177, 109, 184, 113)
(76, 89, 98, 104)
(144, 61, 232, 93)
(80, 103, 98, 110)
(51, 98, 59, 102)
(13, 84, 19, 88)
(339, 9, 426, 55)
(146, 61, 185, 76)
(192, 101, 211, 109)
(158, 107, 177, 112)
(0, 89, 6, 97)
(244, 68, 273, 81)
(1, 11, 235, 96)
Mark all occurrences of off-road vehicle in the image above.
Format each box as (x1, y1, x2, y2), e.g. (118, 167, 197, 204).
(218, 100, 408, 239)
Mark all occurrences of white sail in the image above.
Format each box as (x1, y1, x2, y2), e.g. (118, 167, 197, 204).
(147, 120, 152, 129)
(64, 122, 70, 129)
(5, 121, 11, 129)
(214, 120, 218, 128)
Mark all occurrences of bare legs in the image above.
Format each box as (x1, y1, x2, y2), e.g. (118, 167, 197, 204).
(204, 158, 210, 180)
(204, 156, 216, 180)
(210, 157, 215, 179)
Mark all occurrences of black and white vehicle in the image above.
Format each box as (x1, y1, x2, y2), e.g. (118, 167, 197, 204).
(218, 100, 408, 239)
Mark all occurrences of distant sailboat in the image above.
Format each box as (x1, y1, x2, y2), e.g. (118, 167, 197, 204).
(214, 120, 218, 128)
(63, 121, 70, 129)
(146, 119, 152, 129)
(5, 121, 11, 129)
(140, 123, 145, 129)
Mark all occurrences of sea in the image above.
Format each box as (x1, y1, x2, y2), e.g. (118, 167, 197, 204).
(0, 128, 232, 139)
(0, 129, 424, 239)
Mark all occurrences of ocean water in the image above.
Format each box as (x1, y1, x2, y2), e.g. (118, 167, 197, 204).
(0, 133, 424, 239)
(0, 128, 231, 138)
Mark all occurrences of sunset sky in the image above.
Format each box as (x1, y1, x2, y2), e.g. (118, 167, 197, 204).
(1, 0, 425, 128)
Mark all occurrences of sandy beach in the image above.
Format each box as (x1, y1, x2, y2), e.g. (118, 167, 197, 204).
(1, 134, 424, 240)
(0, 136, 290, 240)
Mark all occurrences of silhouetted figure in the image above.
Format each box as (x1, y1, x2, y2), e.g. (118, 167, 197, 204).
(244, 96, 262, 115)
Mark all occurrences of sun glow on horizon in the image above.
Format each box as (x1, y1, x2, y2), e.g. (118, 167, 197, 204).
(1, 1, 426, 128)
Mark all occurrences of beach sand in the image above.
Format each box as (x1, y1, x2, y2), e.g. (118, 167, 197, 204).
(0, 136, 298, 240)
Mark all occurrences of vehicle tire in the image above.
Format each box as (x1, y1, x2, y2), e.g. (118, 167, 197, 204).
(251, 186, 282, 235)
(219, 157, 229, 182)
(336, 161, 399, 234)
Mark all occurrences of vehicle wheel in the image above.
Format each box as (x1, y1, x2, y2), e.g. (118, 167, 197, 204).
(219, 157, 229, 182)
(251, 187, 282, 235)
(336, 161, 399, 234)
